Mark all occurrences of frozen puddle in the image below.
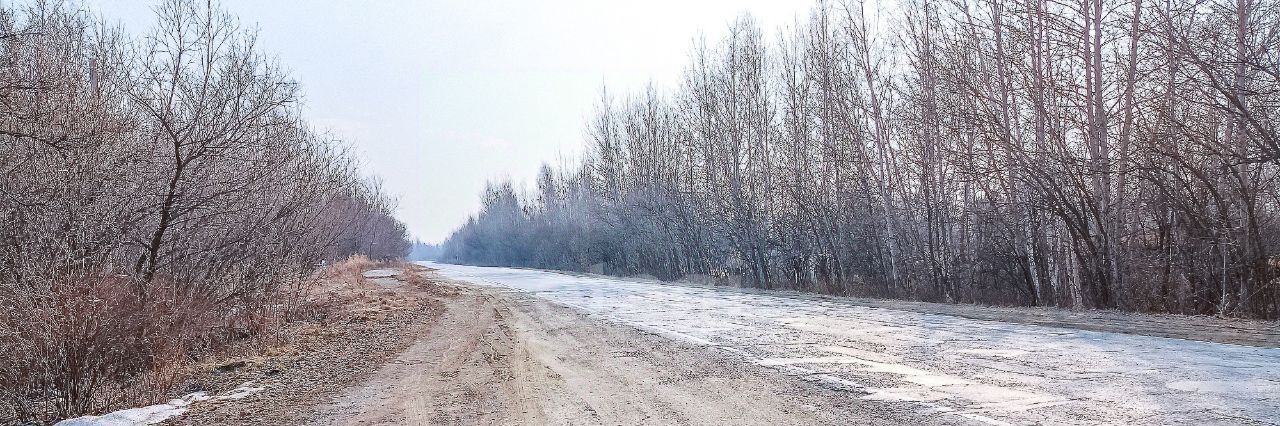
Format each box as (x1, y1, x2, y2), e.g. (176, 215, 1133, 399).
(425, 262, 1280, 425)
(362, 268, 402, 288)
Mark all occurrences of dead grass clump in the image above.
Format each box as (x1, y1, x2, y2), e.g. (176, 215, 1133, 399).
(320, 255, 379, 286)
(286, 256, 417, 327)
(0, 256, 438, 423)
(396, 266, 431, 288)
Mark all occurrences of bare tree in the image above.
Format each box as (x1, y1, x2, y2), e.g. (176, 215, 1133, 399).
(0, 1, 410, 422)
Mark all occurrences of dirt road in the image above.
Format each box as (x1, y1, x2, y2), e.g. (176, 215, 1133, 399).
(416, 263, 1280, 425)
(268, 262, 1280, 425)
(305, 282, 953, 425)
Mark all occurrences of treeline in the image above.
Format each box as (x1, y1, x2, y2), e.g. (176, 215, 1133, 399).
(443, 0, 1280, 319)
(0, 1, 407, 422)
(408, 240, 443, 261)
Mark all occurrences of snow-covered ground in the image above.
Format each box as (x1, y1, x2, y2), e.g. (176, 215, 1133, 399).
(426, 262, 1280, 425)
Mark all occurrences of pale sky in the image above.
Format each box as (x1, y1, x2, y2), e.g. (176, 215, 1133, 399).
(87, 0, 815, 243)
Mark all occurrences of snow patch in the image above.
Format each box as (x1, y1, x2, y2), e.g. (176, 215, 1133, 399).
(54, 392, 209, 426)
(361, 269, 399, 279)
(218, 382, 265, 400)
(55, 382, 265, 426)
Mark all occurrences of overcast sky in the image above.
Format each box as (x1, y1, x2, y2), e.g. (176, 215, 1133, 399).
(87, 0, 815, 243)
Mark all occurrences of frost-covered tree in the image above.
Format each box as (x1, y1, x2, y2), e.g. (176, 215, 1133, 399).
(443, 0, 1280, 320)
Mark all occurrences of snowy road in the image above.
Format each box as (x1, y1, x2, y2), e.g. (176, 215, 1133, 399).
(425, 262, 1280, 425)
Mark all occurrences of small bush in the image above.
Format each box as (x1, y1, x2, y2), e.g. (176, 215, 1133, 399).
(1, 271, 214, 423)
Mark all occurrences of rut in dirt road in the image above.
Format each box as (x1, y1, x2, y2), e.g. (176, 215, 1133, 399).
(426, 262, 1280, 426)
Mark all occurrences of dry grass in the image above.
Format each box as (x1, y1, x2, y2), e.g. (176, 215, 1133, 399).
(1, 272, 222, 423)
(199, 257, 425, 363)
(0, 256, 418, 424)
(293, 255, 404, 324)
(317, 255, 379, 287)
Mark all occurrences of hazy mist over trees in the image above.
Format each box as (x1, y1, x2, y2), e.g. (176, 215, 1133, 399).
(0, 1, 408, 421)
(408, 240, 443, 261)
(443, 0, 1280, 319)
